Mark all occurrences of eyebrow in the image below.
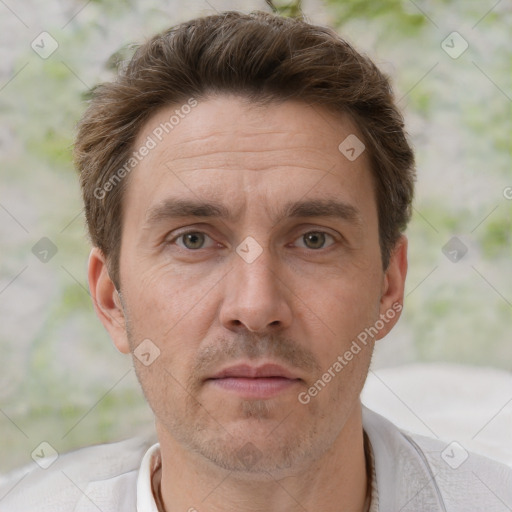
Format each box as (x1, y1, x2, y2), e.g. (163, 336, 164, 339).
(144, 197, 363, 228)
(145, 198, 232, 226)
(283, 199, 362, 226)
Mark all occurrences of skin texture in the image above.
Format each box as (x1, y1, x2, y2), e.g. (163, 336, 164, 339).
(88, 95, 408, 512)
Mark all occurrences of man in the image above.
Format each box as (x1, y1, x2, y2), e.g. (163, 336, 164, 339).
(1, 9, 511, 512)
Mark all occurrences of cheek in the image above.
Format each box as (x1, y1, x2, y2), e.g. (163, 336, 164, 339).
(126, 261, 214, 326)
(121, 274, 206, 373)
(299, 276, 381, 385)
(133, 358, 194, 425)
(313, 268, 382, 333)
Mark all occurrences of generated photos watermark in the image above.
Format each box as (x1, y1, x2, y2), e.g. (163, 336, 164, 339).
(93, 97, 198, 200)
(298, 302, 402, 404)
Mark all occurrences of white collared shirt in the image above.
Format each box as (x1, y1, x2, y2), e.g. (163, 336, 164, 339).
(2, 407, 511, 511)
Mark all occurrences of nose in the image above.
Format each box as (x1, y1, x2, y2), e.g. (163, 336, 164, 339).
(219, 244, 293, 334)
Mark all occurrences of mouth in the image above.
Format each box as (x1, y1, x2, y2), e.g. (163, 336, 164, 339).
(205, 363, 302, 399)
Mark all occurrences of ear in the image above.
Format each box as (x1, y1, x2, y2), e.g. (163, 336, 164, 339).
(375, 235, 408, 340)
(88, 247, 131, 354)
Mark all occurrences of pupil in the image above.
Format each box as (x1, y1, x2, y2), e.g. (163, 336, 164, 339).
(185, 233, 203, 249)
(305, 232, 324, 249)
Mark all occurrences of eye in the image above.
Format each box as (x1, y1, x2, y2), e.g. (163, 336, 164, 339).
(173, 231, 216, 250)
(294, 231, 335, 250)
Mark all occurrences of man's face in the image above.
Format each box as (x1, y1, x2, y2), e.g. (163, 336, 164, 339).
(91, 95, 406, 476)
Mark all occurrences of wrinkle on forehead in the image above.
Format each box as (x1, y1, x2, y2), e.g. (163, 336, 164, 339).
(147, 133, 343, 176)
(132, 96, 364, 175)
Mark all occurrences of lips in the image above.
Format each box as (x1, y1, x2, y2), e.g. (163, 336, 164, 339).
(208, 363, 300, 381)
(206, 363, 301, 399)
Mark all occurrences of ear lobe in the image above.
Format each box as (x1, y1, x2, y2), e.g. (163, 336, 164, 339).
(88, 247, 131, 354)
(375, 235, 408, 340)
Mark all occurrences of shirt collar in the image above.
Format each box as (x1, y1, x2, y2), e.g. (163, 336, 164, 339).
(137, 443, 161, 512)
(362, 405, 447, 511)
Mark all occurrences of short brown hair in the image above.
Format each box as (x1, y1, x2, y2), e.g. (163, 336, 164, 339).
(74, 10, 415, 289)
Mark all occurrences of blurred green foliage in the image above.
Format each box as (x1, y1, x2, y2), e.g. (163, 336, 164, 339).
(326, 0, 427, 29)
(265, 0, 303, 17)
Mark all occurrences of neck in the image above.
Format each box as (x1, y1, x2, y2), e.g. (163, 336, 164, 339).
(154, 403, 368, 512)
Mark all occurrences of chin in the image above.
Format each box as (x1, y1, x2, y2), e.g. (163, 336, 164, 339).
(184, 414, 330, 479)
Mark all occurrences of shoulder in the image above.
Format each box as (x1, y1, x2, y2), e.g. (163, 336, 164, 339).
(407, 431, 512, 510)
(363, 406, 512, 511)
(0, 435, 156, 512)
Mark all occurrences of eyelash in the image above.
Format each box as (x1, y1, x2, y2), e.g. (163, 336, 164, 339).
(168, 229, 337, 251)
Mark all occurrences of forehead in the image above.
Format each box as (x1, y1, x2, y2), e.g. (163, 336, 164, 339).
(123, 95, 375, 223)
